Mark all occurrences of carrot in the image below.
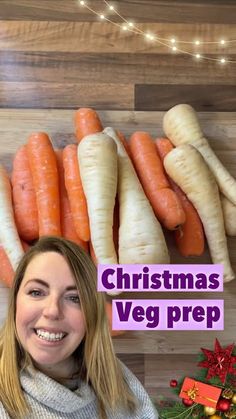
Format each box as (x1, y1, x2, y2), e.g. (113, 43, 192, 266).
(164, 144, 235, 282)
(11, 145, 39, 242)
(0, 165, 24, 270)
(22, 240, 30, 252)
(129, 131, 185, 230)
(56, 149, 88, 251)
(0, 240, 30, 287)
(78, 132, 118, 264)
(221, 195, 236, 236)
(0, 245, 14, 287)
(155, 136, 174, 160)
(104, 127, 169, 264)
(27, 132, 61, 237)
(156, 137, 204, 256)
(74, 108, 103, 143)
(163, 104, 236, 205)
(62, 144, 90, 242)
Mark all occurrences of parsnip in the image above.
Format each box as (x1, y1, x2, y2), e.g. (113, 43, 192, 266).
(164, 144, 234, 283)
(104, 127, 169, 264)
(163, 104, 236, 205)
(221, 195, 236, 236)
(0, 165, 24, 270)
(77, 132, 118, 264)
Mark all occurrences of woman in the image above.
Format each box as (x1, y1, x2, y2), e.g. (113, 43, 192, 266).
(0, 236, 158, 418)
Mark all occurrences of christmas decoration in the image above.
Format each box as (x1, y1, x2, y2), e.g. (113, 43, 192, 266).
(225, 410, 236, 419)
(79, 0, 236, 64)
(170, 379, 178, 388)
(204, 406, 216, 415)
(222, 389, 234, 399)
(159, 339, 236, 419)
(216, 398, 231, 412)
(232, 394, 236, 404)
(182, 398, 194, 407)
(179, 377, 221, 408)
(198, 339, 236, 384)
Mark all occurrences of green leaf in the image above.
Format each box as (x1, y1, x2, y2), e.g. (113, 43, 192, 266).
(159, 402, 200, 419)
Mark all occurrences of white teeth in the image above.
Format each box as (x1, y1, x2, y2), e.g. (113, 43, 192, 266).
(35, 329, 66, 341)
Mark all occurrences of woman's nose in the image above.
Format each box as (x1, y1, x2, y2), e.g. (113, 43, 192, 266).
(42, 296, 64, 320)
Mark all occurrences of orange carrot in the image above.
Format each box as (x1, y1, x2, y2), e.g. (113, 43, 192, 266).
(156, 137, 205, 256)
(22, 240, 30, 252)
(75, 108, 103, 142)
(0, 245, 14, 287)
(155, 137, 174, 160)
(62, 144, 90, 242)
(27, 132, 61, 237)
(56, 149, 88, 251)
(11, 145, 39, 242)
(129, 131, 185, 230)
(105, 302, 126, 337)
(0, 240, 30, 288)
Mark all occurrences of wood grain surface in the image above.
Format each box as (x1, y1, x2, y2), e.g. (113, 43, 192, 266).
(0, 0, 236, 408)
(1, 1, 236, 111)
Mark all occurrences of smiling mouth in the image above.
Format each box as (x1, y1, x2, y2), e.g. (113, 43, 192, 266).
(34, 329, 67, 342)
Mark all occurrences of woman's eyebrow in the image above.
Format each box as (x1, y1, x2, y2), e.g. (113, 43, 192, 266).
(24, 278, 77, 291)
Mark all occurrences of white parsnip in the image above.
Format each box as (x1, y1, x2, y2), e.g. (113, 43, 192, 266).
(0, 165, 24, 270)
(78, 132, 118, 264)
(164, 144, 234, 282)
(221, 195, 236, 236)
(104, 127, 169, 264)
(163, 104, 236, 205)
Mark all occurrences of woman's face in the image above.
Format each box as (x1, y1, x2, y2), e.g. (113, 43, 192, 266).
(15, 251, 86, 377)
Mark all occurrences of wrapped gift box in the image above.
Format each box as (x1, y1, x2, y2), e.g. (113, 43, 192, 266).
(179, 377, 222, 408)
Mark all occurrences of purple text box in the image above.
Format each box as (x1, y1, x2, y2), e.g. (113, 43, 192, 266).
(98, 264, 223, 292)
(112, 299, 224, 330)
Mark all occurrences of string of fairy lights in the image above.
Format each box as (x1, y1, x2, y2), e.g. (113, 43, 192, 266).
(79, 0, 236, 64)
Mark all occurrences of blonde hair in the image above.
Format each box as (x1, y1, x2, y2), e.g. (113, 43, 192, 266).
(0, 236, 137, 418)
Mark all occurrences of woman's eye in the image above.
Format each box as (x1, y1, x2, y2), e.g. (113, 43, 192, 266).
(28, 289, 43, 297)
(67, 295, 80, 304)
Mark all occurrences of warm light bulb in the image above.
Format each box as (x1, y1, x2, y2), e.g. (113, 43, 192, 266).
(171, 38, 176, 44)
(220, 39, 225, 45)
(109, 5, 114, 10)
(196, 54, 201, 59)
(172, 46, 177, 51)
(128, 22, 133, 27)
(146, 33, 154, 40)
(80, 0, 85, 5)
(195, 40, 200, 45)
(220, 58, 226, 63)
(122, 25, 127, 31)
(100, 14, 105, 19)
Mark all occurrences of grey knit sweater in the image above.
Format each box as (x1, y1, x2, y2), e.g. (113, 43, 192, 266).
(0, 363, 158, 418)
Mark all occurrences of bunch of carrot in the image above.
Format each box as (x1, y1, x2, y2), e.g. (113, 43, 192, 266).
(1, 131, 91, 287)
(0, 105, 234, 291)
(75, 107, 235, 283)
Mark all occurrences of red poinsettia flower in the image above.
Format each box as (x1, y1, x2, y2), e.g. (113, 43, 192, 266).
(198, 339, 236, 384)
